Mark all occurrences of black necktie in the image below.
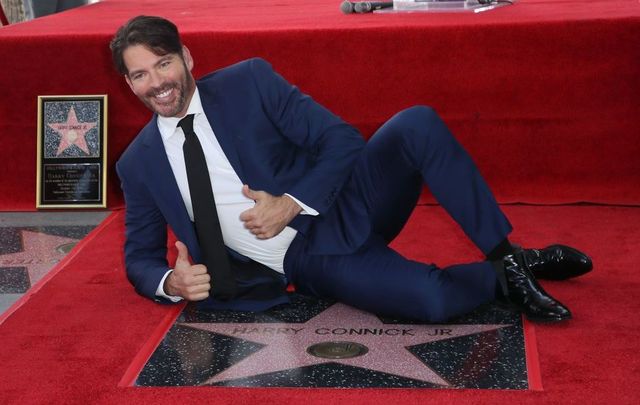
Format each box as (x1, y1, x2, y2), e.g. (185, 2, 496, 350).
(178, 114, 237, 301)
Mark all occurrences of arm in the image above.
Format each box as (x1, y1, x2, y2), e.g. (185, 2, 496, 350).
(116, 159, 174, 303)
(248, 58, 365, 215)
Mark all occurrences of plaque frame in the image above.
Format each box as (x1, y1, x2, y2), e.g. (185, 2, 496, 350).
(36, 95, 108, 208)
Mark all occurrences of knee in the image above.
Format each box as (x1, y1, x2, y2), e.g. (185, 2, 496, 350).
(389, 105, 449, 147)
(393, 105, 440, 129)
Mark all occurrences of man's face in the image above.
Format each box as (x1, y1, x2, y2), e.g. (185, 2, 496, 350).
(123, 44, 195, 118)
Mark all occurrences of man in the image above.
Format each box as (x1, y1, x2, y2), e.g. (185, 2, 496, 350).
(110, 16, 592, 323)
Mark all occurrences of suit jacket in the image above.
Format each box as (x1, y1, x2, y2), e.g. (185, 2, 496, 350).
(116, 58, 369, 303)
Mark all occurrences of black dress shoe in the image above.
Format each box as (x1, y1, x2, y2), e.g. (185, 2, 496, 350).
(496, 252, 572, 322)
(520, 245, 592, 280)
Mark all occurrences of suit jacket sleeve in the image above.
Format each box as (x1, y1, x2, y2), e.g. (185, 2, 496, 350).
(247, 58, 365, 214)
(116, 158, 173, 303)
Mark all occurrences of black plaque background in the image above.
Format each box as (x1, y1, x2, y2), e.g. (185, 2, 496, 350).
(42, 163, 101, 203)
(37, 96, 106, 208)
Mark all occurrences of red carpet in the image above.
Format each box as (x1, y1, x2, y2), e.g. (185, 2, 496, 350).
(0, 0, 639, 209)
(1, 0, 638, 402)
(0, 205, 638, 404)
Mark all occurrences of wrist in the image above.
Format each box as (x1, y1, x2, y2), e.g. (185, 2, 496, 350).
(164, 272, 179, 296)
(283, 194, 302, 217)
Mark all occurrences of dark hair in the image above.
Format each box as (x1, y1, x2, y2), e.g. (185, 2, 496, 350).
(110, 16, 183, 75)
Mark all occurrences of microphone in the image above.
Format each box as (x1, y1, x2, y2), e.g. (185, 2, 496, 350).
(340, 0, 356, 13)
(340, 1, 394, 14)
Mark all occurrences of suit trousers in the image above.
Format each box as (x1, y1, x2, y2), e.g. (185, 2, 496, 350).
(284, 106, 513, 322)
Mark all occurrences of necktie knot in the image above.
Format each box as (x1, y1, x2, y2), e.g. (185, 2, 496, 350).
(178, 114, 195, 136)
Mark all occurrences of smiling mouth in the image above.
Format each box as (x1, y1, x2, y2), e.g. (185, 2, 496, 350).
(154, 88, 173, 101)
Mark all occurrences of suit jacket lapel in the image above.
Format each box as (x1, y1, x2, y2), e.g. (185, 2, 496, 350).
(141, 120, 201, 260)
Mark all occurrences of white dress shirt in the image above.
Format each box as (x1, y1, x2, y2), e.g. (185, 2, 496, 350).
(155, 88, 316, 301)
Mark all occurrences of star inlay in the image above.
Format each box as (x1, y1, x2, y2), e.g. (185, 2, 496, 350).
(47, 106, 96, 156)
(184, 303, 508, 386)
(0, 230, 78, 286)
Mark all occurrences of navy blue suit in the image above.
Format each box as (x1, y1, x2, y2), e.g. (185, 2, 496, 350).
(117, 58, 512, 322)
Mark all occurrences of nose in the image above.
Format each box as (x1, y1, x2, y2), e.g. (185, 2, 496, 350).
(148, 71, 163, 89)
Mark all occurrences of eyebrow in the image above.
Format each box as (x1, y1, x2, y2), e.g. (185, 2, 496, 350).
(128, 54, 175, 78)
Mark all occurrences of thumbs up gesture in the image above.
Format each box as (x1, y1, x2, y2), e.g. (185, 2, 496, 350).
(164, 241, 211, 301)
(239, 184, 301, 239)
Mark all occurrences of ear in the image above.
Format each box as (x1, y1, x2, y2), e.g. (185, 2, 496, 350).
(182, 46, 194, 71)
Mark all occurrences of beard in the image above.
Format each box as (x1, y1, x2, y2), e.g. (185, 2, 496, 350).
(139, 63, 195, 118)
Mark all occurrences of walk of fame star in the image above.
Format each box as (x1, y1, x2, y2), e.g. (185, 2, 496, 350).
(47, 106, 97, 156)
(182, 303, 508, 386)
(135, 295, 530, 389)
(0, 230, 78, 287)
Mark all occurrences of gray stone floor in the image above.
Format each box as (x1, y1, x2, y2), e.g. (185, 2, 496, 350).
(0, 211, 110, 316)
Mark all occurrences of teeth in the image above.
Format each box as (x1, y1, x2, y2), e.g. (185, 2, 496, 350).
(156, 89, 172, 99)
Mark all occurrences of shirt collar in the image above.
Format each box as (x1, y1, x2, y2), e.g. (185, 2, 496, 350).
(157, 86, 204, 141)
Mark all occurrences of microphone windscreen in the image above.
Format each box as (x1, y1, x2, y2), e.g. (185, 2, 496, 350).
(340, 1, 355, 14)
(354, 2, 372, 13)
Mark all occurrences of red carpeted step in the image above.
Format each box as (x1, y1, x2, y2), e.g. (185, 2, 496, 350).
(0, 0, 638, 209)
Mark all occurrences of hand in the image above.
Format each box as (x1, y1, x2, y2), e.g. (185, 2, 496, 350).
(239, 185, 302, 239)
(164, 241, 211, 301)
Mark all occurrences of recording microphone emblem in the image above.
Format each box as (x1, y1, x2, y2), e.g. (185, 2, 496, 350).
(340, 1, 394, 14)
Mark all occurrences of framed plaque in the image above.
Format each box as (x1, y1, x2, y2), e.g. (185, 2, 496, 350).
(36, 95, 108, 208)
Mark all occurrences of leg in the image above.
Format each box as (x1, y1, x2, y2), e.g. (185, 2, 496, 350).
(285, 234, 497, 322)
(354, 106, 512, 253)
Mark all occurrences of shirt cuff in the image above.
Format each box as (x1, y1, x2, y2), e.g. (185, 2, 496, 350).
(285, 193, 319, 216)
(156, 269, 184, 302)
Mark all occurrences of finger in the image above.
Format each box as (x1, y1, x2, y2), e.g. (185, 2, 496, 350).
(242, 184, 256, 200)
(244, 184, 269, 202)
(190, 264, 208, 275)
(188, 291, 210, 301)
(255, 231, 270, 239)
(241, 215, 262, 230)
(243, 220, 259, 231)
(175, 240, 191, 267)
(187, 282, 211, 294)
(194, 292, 210, 300)
(239, 209, 255, 222)
(192, 273, 211, 284)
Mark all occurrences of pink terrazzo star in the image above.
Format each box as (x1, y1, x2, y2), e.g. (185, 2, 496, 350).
(185, 303, 508, 386)
(0, 230, 78, 285)
(47, 106, 96, 156)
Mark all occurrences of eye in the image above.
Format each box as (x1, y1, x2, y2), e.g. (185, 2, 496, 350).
(159, 60, 171, 69)
(130, 72, 145, 81)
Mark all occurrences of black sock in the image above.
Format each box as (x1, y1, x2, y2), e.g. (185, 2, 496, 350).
(486, 238, 515, 261)
(490, 259, 508, 299)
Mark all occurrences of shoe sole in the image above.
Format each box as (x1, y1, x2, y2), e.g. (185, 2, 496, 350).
(525, 313, 572, 323)
(495, 301, 573, 323)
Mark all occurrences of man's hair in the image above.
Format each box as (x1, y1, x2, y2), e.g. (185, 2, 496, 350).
(110, 16, 183, 76)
